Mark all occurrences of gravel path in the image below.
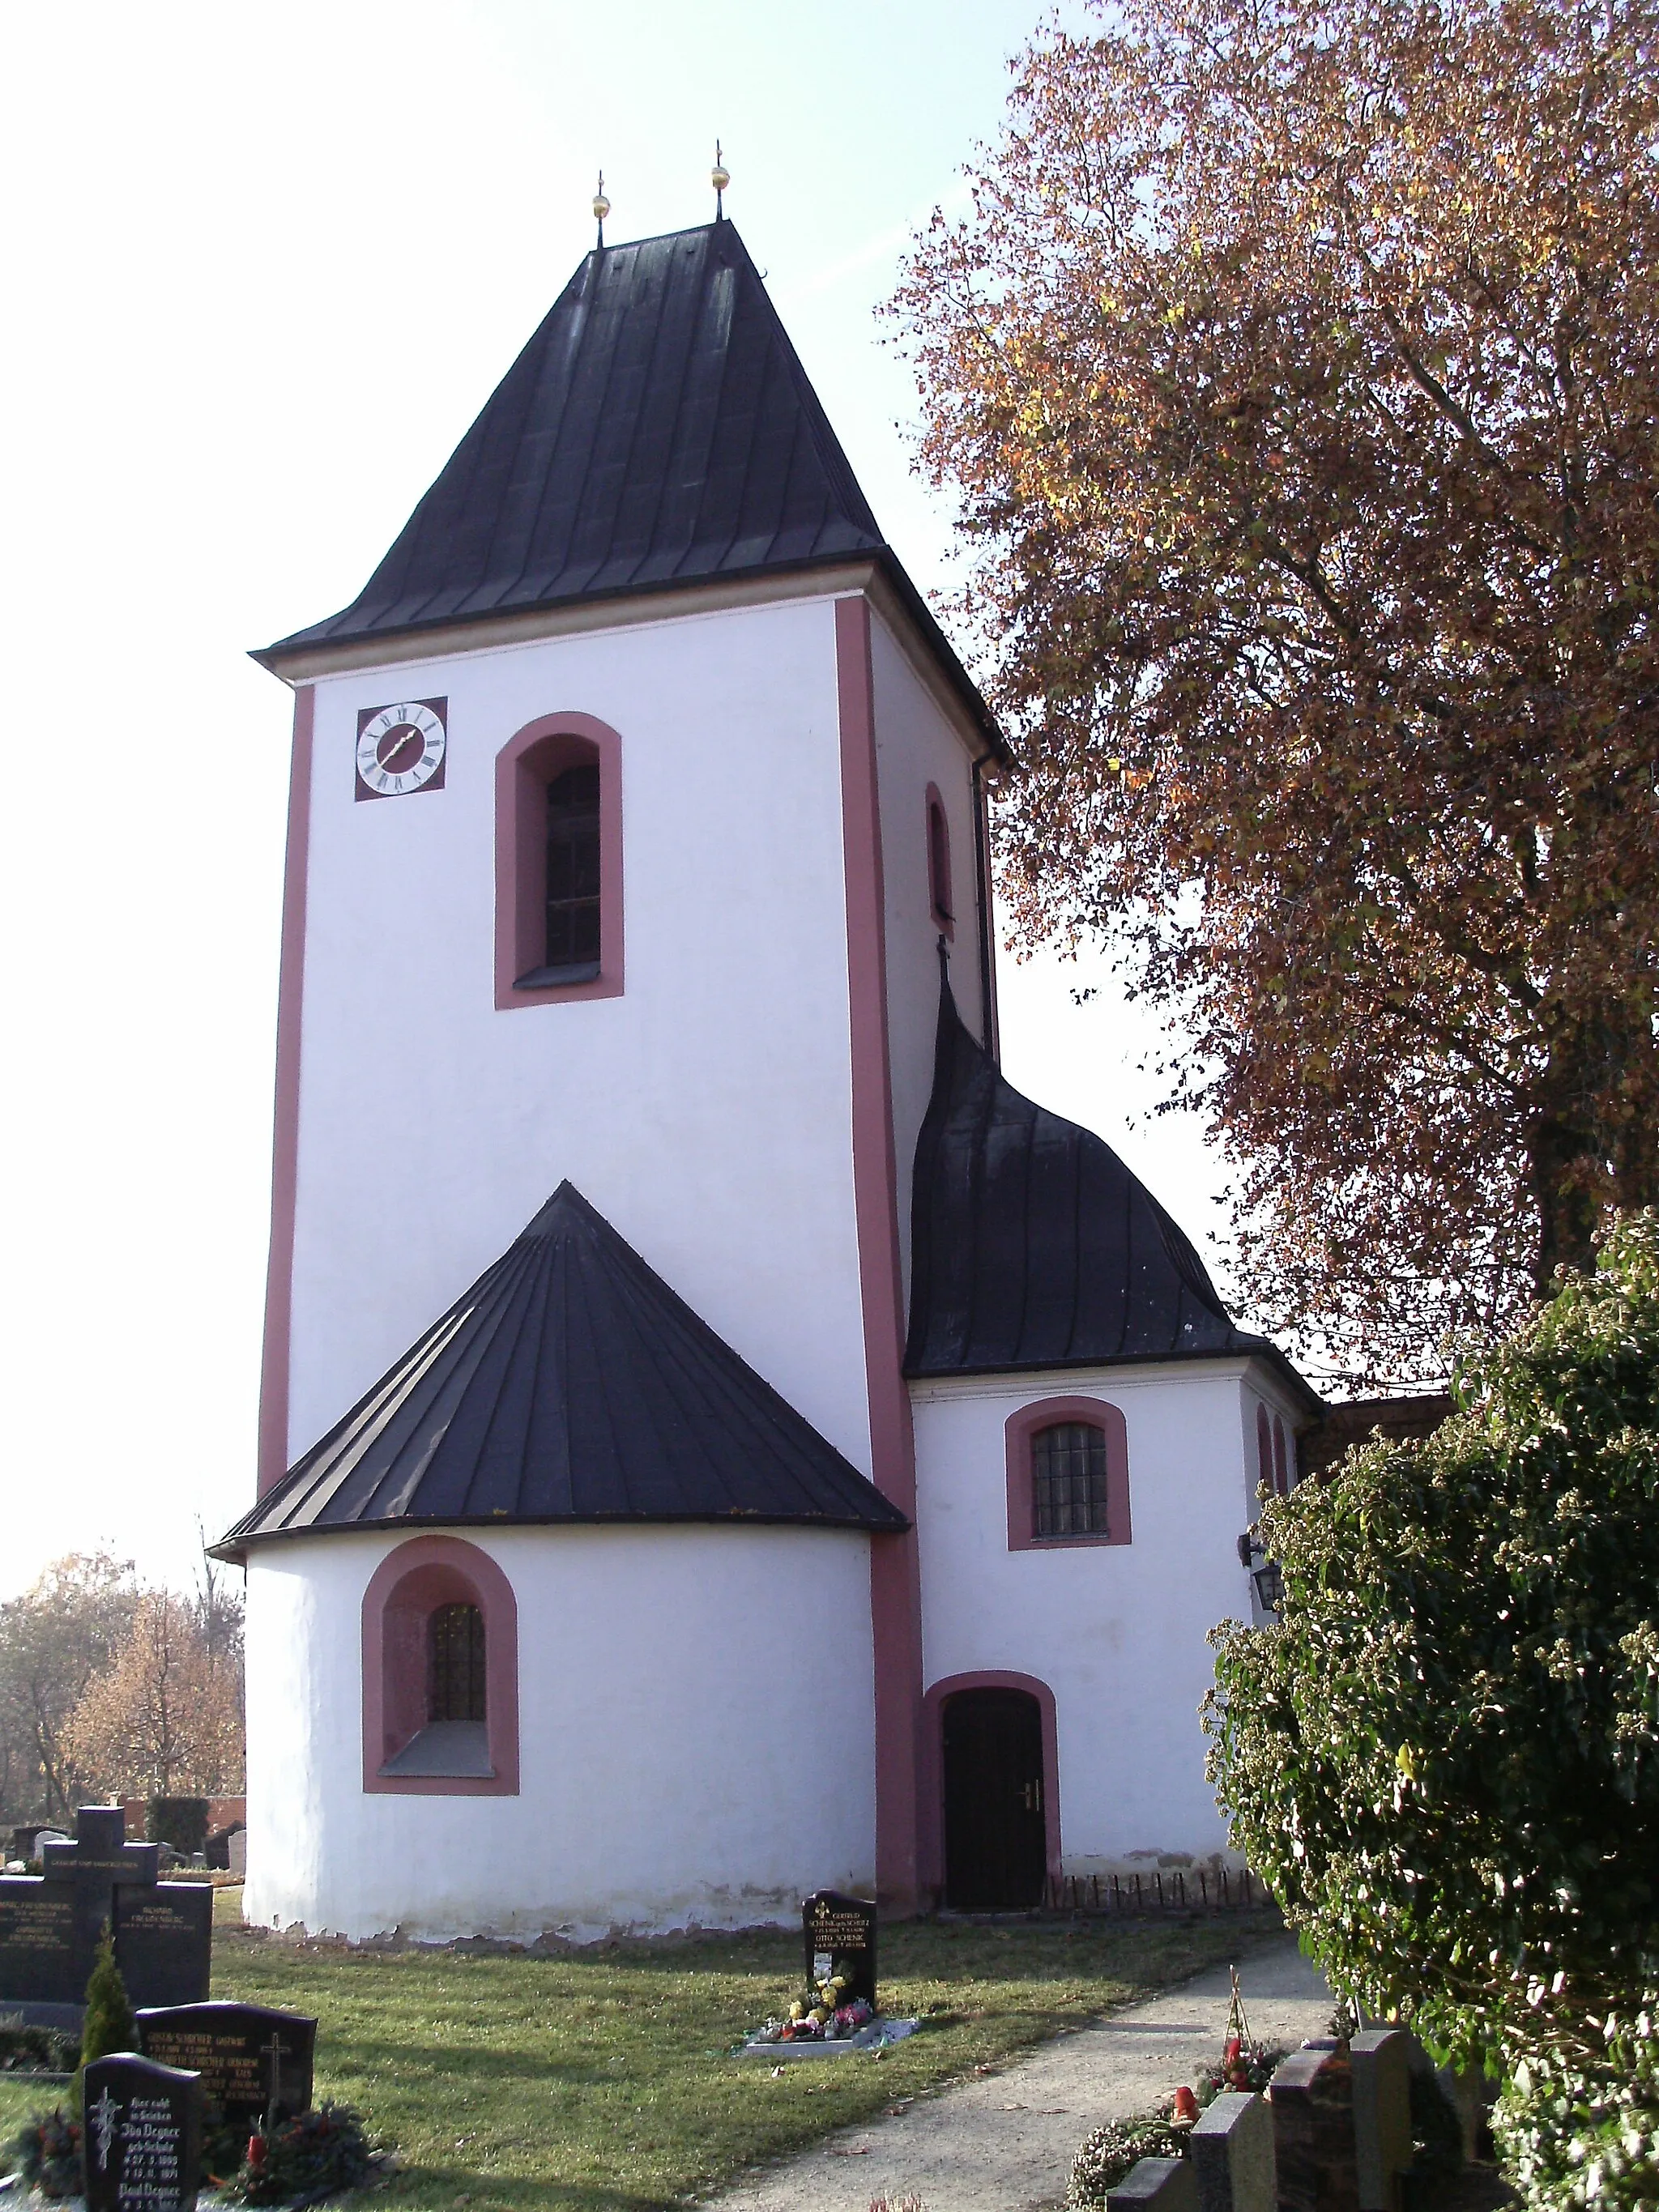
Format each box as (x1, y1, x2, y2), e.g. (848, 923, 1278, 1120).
(707, 1937, 1333, 2212)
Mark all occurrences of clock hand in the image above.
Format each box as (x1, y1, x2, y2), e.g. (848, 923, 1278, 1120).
(377, 727, 424, 774)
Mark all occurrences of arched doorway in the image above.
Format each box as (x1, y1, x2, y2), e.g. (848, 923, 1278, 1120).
(941, 1686, 1047, 1908)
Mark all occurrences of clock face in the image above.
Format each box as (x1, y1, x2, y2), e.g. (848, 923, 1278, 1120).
(355, 698, 447, 800)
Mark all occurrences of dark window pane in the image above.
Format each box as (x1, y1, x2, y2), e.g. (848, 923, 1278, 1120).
(427, 1602, 487, 1724)
(929, 801, 952, 920)
(545, 762, 602, 971)
(1031, 1421, 1109, 1538)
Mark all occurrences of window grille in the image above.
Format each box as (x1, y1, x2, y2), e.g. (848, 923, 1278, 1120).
(1031, 1421, 1110, 1538)
(427, 1602, 487, 1724)
(544, 763, 602, 970)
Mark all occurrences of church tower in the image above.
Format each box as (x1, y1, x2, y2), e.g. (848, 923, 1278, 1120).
(219, 217, 1003, 1939)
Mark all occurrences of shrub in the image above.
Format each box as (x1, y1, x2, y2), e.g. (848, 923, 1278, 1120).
(1205, 1212, 1659, 2210)
(74, 1929, 135, 2117)
(1068, 2114, 1188, 2206)
(0, 2024, 79, 2073)
(147, 1796, 209, 1856)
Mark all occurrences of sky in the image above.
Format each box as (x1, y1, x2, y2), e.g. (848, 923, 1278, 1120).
(0, 0, 1236, 1600)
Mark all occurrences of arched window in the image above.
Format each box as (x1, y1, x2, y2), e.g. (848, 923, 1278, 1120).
(1004, 1396, 1132, 1550)
(495, 712, 623, 1008)
(1031, 1422, 1110, 1538)
(925, 782, 954, 936)
(1272, 1414, 1290, 1498)
(361, 1537, 519, 1795)
(1256, 1403, 1275, 1498)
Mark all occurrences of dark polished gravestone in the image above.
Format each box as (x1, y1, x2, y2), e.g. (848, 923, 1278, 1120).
(83, 2051, 205, 2212)
(802, 1890, 877, 2010)
(1269, 2046, 1360, 2212)
(138, 2001, 317, 2129)
(0, 1806, 211, 2030)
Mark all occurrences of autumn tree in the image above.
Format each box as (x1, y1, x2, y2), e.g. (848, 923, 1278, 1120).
(0, 1554, 138, 1826)
(62, 1588, 244, 1803)
(893, 0, 1659, 1377)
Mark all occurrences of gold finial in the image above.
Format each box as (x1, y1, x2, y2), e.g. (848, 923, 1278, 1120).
(592, 170, 610, 249)
(711, 140, 730, 219)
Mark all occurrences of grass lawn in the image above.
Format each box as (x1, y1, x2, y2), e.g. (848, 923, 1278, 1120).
(0, 1892, 1283, 2210)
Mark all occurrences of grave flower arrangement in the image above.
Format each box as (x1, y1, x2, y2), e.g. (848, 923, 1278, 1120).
(222, 2101, 377, 2206)
(748, 1969, 876, 2043)
(8, 2107, 83, 2201)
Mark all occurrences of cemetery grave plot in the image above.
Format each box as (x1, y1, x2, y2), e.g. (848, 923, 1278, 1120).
(0, 1907, 1275, 2212)
(0, 1809, 211, 2034)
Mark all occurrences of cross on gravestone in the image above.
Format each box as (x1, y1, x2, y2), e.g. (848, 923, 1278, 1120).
(137, 2002, 317, 2130)
(1269, 2047, 1360, 2212)
(801, 1892, 877, 2011)
(0, 1806, 210, 2030)
(1108, 2156, 1201, 2212)
(1192, 2090, 1276, 2212)
(83, 2051, 205, 2212)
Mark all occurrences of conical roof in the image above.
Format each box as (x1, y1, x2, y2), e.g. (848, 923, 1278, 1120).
(905, 967, 1319, 1408)
(262, 220, 885, 656)
(215, 1182, 907, 1557)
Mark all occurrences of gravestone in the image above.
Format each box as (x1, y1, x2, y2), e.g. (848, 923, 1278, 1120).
(1350, 2031, 1414, 2212)
(0, 1806, 211, 2029)
(1192, 2090, 1276, 2212)
(1270, 2046, 1359, 2212)
(1109, 2156, 1200, 2211)
(138, 2001, 316, 2129)
(801, 1891, 877, 2010)
(115, 1886, 214, 2010)
(83, 2052, 204, 2212)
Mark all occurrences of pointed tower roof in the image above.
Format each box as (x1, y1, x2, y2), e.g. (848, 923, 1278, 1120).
(905, 970, 1320, 1410)
(260, 221, 972, 673)
(214, 1182, 908, 1558)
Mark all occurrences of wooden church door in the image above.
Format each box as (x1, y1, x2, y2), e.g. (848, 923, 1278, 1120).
(941, 1687, 1047, 1908)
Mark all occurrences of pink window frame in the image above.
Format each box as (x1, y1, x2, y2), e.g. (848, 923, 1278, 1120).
(361, 1536, 520, 1796)
(494, 710, 624, 1009)
(924, 782, 954, 940)
(1005, 1396, 1132, 1551)
(919, 1670, 1062, 1901)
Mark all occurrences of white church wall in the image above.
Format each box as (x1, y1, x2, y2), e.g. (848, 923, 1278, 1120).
(866, 609, 989, 1307)
(287, 592, 876, 1480)
(243, 1523, 877, 1941)
(911, 1362, 1269, 1869)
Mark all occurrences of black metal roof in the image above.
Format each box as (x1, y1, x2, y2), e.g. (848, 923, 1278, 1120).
(264, 220, 878, 651)
(905, 964, 1320, 1411)
(215, 1182, 908, 1557)
(257, 221, 1007, 757)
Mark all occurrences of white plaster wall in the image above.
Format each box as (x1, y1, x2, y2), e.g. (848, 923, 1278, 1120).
(288, 595, 873, 1475)
(867, 611, 990, 1305)
(243, 1524, 876, 1941)
(911, 1362, 1274, 1868)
